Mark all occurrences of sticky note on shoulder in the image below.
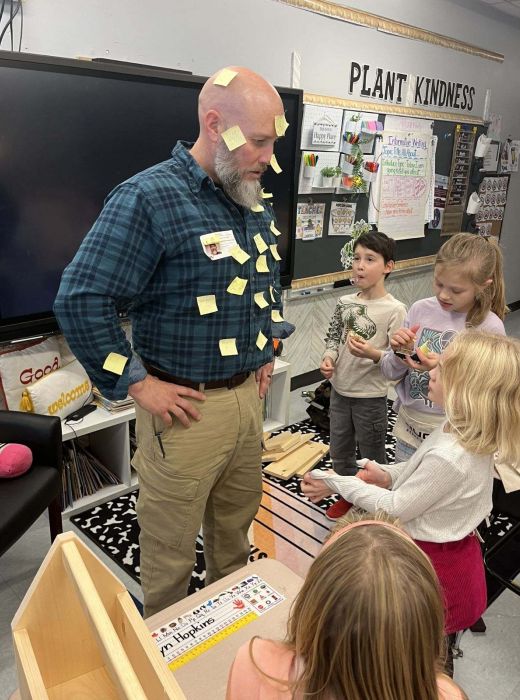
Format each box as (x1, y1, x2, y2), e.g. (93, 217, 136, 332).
(274, 114, 289, 137)
(219, 338, 238, 356)
(197, 295, 218, 315)
(227, 277, 248, 295)
(222, 125, 247, 152)
(270, 154, 282, 174)
(103, 352, 128, 376)
(213, 69, 238, 86)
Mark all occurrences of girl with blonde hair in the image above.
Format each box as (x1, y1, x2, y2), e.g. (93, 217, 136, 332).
(226, 512, 468, 700)
(303, 331, 520, 642)
(380, 232, 506, 463)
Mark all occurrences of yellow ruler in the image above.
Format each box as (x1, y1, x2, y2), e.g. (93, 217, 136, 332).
(168, 611, 258, 670)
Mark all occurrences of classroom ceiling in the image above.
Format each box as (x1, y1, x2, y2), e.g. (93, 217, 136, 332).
(477, 0, 520, 19)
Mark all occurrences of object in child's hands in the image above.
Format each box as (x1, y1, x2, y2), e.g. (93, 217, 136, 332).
(64, 403, 98, 422)
(349, 332, 365, 343)
(325, 497, 353, 521)
(394, 340, 430, 363)
(0, 443, 33, 478)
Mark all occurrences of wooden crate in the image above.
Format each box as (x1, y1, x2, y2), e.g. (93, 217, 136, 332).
(11, 532, 185, 699)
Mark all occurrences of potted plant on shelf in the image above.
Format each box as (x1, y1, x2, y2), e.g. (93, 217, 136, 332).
(320, 166, 337, 187)
(333, 165, 342, 188)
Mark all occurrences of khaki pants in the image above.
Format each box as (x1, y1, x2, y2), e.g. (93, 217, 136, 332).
(132, 374, 263, 618)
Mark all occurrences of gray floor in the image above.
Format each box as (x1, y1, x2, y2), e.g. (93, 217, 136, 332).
(1, 311, 520, 699)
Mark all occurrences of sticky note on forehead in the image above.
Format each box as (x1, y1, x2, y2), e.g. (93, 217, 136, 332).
(222, 125, 247, 152)
(270, 154, 282, 174)
(274, 114, 289, 137)
(213, 69, 238, 87)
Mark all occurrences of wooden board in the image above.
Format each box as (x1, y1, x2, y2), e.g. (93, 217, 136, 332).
(262, 433, 313, 462)
(264, 431, 301, 453)
(264, 441, 328, 480)
(294, 444, 330, 476)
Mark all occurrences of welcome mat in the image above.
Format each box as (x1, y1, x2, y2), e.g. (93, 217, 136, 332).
(70, 410, 519, 605)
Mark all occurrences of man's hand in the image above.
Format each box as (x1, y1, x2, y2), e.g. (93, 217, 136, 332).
(128, 375, 206, 428)
(256, 361, 275, 400)
(347, 335, 381, 363)
(301, 470, 335, 503)
(355, 460, 392, 488)
(320, 357, 335, 379)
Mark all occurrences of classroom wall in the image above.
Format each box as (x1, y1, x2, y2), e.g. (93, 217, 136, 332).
(14, 0, 520, 374)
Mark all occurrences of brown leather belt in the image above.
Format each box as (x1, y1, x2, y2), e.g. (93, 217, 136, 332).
(143, 362, 250, 391)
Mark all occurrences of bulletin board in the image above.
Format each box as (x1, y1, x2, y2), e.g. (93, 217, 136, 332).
(292, 97, 486, 283)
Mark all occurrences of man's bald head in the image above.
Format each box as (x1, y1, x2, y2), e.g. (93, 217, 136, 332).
(198, 66, 283, 126)
(190, 66, 286, 208)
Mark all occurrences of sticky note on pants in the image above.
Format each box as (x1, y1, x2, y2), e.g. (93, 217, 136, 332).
(219, 338, 238, 356)
(103, 352, 128, 376)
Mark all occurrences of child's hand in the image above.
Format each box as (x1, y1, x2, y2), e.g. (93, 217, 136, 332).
(320, 357, 335, 379)
(405, 346, 440, 372)
(390, 323, 419, 351)
(347, 335, 381, 362)
(356, 460, 391, 488)
(301, 471, 335, 503)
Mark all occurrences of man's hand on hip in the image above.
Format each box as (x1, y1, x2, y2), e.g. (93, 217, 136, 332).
(256, 361, 274, 400)
(129, 375, 206, 428)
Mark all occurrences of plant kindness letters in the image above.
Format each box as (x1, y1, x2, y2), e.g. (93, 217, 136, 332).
(348, 62, 481, 115)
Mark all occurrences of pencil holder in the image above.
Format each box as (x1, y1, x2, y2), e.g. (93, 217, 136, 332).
(363, 169, 377, 182)
(342, 142, 354, 155)
(342, 160, 355, 175)
(303, 165, 316, 178)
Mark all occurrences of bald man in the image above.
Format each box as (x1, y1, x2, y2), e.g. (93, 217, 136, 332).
(54, 66, 289, 616)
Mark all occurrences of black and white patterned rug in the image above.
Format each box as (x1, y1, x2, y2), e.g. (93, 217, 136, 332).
(70, 406, 519, 606)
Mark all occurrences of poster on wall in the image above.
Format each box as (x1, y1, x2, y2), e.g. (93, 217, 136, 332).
(377, 131, 432, 239)
(300, 105, 343, 151)
(295, 202, 326, 241)
(475, 175, 509, 238)
(328, 201, 357, 236)
(441, 125, 477, 236)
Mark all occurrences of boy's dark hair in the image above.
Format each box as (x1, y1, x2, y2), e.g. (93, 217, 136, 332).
(353, 231, 396, 278)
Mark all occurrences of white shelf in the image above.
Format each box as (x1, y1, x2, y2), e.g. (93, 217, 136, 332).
(61, 359, 291, 516)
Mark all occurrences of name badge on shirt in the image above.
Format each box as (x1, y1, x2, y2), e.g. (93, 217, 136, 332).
(200, 230, 238, 260)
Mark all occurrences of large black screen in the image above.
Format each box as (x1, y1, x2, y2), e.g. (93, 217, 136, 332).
(0, 52, 302, 342)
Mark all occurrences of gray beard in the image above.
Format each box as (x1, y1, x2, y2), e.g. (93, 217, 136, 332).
(214, 143, 263, 209)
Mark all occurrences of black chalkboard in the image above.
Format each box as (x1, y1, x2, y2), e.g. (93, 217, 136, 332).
(293, 114, 485, 280)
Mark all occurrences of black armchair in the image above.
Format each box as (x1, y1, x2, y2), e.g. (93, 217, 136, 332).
(0, 410, 63, 557)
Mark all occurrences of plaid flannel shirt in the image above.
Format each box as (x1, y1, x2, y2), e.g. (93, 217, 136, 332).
(54, 142, 283, 399)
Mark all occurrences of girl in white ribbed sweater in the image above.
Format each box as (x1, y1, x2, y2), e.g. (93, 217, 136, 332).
(303, 331, 520, 637)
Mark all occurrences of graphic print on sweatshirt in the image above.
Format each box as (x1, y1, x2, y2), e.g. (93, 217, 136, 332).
(340, 303, 377, 342)
(409, 327, 457, 406)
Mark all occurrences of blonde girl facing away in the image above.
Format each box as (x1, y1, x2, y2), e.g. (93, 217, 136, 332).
(381, 232, 506, 463)
(226, 513, 468, 700)
(303, 331, 520, 642)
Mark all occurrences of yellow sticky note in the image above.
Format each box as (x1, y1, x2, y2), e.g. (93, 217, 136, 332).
(256, 330, 268, 350)
(254, 292, 269, 309)
(222, 125, 247, 152)
(213, 68, 238, 87)
(269, 244, 281, 261)
(256, 255, 269, 273)
(103, 352, 128, 376)
(271, 310, 284, 323)
(254, 233, 268, 253)
(219, 338, 238, 356)
(251, 203, 264, 213)
(197, 295, 218, 315)
(270, 154, 282, 174)
(230, 245, 250, 264)
(269, 285, 277, 302)
(274, 114, 290, 137)
(270, 220, 282, 237)
(261, 189, 273, 199)
(227, 276, 248, 295)
(202, 233, 221, 245)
